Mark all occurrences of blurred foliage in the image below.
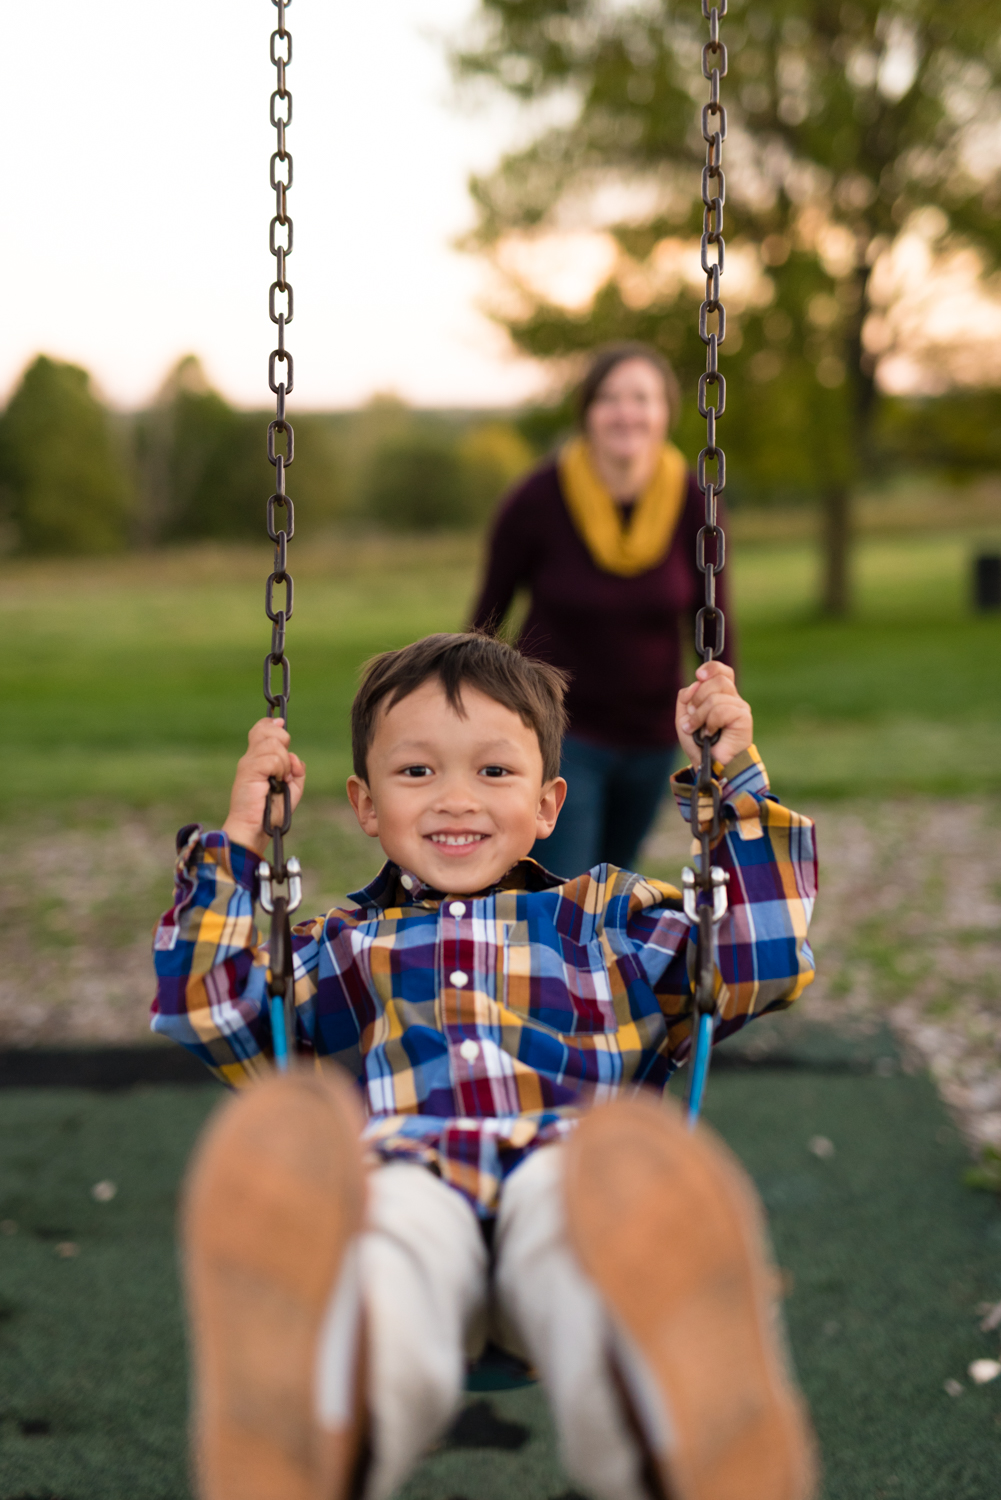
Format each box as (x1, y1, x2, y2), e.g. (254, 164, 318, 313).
(0, 355, 133, 555)
(875, 390, 1001, 483)
(362, 420, 534, 531)
(3, 347, 1001, 554)
(134, 356, 344, 544)
(0, 353, 540, 552)
(451, 0, 1001, 601)
(364, 435, 470, 530)
(513, 390, 577, 457)
(454, 0, 1001, 412)
(458, 421, 536, 520)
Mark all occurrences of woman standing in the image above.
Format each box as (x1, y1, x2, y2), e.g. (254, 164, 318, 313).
(470, 342, 733, 877)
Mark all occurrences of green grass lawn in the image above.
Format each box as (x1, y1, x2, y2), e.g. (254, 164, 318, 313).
(1, 522, 999, 823)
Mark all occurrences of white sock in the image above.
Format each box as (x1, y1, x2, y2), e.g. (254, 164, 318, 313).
(314, 1239, 363, 1431)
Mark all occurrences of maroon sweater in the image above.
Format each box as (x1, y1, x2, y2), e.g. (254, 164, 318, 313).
(470, 457, 733, 750)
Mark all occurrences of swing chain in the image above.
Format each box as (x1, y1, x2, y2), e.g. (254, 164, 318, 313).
(264, 0, 296, 878)
(262, 0, 300, 1050)
(687, 0, 730, 1028)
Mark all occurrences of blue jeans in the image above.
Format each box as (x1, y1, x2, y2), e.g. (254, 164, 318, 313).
(533, 734, 679, 879)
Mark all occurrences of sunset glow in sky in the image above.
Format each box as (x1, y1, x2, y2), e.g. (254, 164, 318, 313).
(10, 3, 996, 414)
(7, 0, 545, 411)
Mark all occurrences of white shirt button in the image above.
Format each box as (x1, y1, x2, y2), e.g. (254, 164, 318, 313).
(459, 1039, 480, 1063)
(400, 874, 414, 891)
(448, 901, 466, 918)
(449, 970, 468, 988)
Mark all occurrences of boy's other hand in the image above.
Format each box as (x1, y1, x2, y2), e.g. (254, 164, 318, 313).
(222, 718, 306, 857)
(676, 662, 753, 772)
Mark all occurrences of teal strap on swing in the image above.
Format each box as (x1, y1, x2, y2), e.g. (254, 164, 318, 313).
(270, 996, 291, 1071)
(686, 1011, 715, 1127)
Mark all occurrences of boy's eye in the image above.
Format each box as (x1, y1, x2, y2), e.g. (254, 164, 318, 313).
(480, 765, 510, 779)
(400, 765, 432, 778)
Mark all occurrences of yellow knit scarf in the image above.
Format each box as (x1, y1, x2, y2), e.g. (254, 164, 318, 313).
(557, 435, 688, 577)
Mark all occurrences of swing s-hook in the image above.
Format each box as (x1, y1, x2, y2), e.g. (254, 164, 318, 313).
(257, 855, 303, 915)
(681, 865, 729, 925)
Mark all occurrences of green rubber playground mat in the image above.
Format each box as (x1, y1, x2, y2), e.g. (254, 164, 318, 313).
(1, 1041, 1000, 1500)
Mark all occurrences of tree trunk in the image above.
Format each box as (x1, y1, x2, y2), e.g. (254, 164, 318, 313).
(821, 483, 851, 616)
(820, 258, 873, 616)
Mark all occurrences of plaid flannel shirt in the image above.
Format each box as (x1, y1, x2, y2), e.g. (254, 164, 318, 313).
(152, 746, 816, 1215)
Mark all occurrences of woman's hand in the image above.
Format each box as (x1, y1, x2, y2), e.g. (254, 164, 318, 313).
(676, 662, 753, 772)
(222, 718, 306, 856)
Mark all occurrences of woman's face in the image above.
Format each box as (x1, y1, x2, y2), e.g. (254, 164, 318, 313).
(584, 357, 670, 465)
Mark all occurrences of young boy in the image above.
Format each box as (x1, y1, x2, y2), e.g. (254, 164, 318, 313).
(153, 632, 818, 1500)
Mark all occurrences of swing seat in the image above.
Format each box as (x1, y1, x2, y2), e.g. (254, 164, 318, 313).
(466, 1341, 538, 1392)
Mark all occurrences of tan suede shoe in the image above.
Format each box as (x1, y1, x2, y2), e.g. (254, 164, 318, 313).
(182, 1067, 367, 1500)
(564, 1094, 817, 1500)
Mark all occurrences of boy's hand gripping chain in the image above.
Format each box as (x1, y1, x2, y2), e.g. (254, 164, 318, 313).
(684, 0, 729, 1128)
(257, 0, 302, 1071)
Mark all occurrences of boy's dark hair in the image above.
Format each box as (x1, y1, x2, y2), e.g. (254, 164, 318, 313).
(351, 632, 568, 783)
(577, 342, 681, 431)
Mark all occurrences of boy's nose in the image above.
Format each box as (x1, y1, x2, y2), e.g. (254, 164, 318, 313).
(431, 779, 481, 814)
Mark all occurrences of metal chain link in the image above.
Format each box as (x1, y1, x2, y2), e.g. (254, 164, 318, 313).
(264, 0, 295, 754)
(259, 0, 301, 1069)
(685, 0, 730, 1121)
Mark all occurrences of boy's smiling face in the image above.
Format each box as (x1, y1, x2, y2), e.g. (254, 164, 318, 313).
(346, 678, 567, 895)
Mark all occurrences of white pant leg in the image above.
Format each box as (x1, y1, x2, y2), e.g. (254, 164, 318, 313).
(315, 1162, 489, 1500)
(493, 1145, 650, 1500)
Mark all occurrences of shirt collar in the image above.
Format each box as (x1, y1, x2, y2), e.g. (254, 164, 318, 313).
(347, 856, 566, 911)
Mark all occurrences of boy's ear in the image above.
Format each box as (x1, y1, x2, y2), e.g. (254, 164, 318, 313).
(535, 777, 567, 840)
(346, 775, 380, 839)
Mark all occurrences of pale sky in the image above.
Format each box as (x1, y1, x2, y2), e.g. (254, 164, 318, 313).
(7, 0, 547, 411)
(13, 3, 995, 415)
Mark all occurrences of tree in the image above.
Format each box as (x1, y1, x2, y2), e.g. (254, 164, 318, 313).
(133, 356, 344, 544)
(360, 422, 535, 531)
(363, 436, 471, 531)
(453, 0, 1001, 612)
(875, 388, 1001, 480)
(458, 422, 536, 521)
(0, 355, 133, 554)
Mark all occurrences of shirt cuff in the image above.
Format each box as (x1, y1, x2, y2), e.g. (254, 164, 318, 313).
(175, 826, 261, 894)
(670, 744, 771, 827)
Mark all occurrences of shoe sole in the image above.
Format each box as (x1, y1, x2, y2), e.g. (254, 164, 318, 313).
(564, 1094, 817, 1500)
(182, 1066, 367, 1500)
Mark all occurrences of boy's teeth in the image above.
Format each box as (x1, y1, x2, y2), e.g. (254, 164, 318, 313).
(430, 833, 484, 846)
